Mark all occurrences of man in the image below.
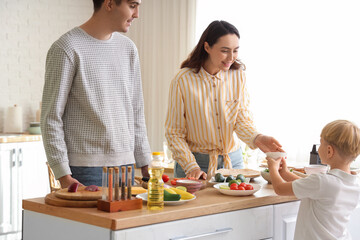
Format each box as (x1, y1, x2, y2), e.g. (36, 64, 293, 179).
(41, 0, 151, 188)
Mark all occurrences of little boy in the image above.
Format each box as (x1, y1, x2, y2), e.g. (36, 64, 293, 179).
(267, 120, 360, 240)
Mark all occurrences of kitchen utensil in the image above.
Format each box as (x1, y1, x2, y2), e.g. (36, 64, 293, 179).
(45, 193, 97, 208)
(215, 168, 260, 178)
(213, 183, 261, 196)
(176, 179, 203, 194)
(304, 165, 328, 175)
(4, 105, 23, 133)
(265, 152, 287, 159)
(260, 170, 271, 183)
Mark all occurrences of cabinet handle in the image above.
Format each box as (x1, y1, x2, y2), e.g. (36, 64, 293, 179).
(11, 149, 16, 167)
(169, 227, 233, 240)
(18, 148, 23, 167)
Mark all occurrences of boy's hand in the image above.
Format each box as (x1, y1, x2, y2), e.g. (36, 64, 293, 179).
(266, 157, 281, 170)
(278, 158, 289, 175)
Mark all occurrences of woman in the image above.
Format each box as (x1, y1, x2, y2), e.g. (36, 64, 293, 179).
(165, 20, 283, 180)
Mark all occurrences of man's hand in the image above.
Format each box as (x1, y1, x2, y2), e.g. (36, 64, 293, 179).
(58, 174, 82, 188)
(141, 165, 150, 178)
(186, 168, 207, 180)
(254, 134, 284, 153)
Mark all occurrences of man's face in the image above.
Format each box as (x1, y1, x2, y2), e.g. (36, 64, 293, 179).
(111, 0, 141, 33)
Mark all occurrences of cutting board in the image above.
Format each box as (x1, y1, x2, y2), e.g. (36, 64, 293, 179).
(55, 186, 147, 201)
(215, 168, 260, 178)
(45, 192, 97, 208)
(55, 186, 103, 200)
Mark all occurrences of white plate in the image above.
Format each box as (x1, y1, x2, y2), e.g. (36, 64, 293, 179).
(265, 152, 287, 159)
(136, 192, 196, 206)
(213, 183, 261, 196)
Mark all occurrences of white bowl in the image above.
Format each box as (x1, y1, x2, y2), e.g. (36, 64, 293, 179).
(304, 165, 328, 175)
(260, 170, 271, 183)
(265, 152, 287, 159)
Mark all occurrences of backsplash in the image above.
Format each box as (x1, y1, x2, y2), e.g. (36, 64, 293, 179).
(0, 0, 92, 132)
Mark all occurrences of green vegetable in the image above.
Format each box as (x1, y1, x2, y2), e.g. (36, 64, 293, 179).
(164, 189, 181, 201)
(228, 179, 240, 187)
(226, 175, 235, 182)
(264, 168, 269, 172)
(236, 174, 246, 183)
(215, 173, 225, 182)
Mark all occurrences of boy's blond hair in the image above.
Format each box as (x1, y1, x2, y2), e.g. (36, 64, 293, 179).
(321, 120, 360, 159)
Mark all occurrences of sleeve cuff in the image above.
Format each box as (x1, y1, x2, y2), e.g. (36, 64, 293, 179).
(51, 162, 72, 180)
(134, 152, 151, 168)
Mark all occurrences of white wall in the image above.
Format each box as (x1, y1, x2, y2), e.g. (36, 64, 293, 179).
(196, 0, 360, 165)
(0, 0, 93, 132)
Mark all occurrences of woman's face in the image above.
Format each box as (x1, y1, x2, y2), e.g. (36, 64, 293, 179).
(203, 34, 239, 75)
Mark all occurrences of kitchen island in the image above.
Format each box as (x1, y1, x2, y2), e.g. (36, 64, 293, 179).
(22, 179, 302, 240)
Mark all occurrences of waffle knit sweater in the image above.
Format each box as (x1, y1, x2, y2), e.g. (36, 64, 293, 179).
(41, 27, 151, 179)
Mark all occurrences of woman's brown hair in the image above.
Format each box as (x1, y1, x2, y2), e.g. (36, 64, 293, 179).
(181, 20, 245, 73)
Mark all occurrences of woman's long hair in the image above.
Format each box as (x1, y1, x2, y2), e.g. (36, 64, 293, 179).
(181, 20, 245, 73)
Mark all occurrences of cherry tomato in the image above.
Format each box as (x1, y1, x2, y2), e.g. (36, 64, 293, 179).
(237, 186, 245, 190)
(170, 179, 177, 185)
(245, 184, 254, 190)
(239, 182, 247, 188)
(162, 174, 170, 183)
(230, 183, 238, 190)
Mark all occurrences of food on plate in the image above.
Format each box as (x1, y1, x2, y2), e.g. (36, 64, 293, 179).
(164, 189, 181, 201)
(162, 174, 170, 183)
(236, 174, 246, 183)
(170, 177, 197, 186)
(228, 182, 254, 191)
(170, 187, 195, 200)
(68, 182, 79, 192)
(219, 185, 230, 190)
(176, 186, 187, 192)
(291, 167, 305, 174)
(228, 179, 239, 187)
(215, 172, 225, 182)
(84, 185, 99, 192)
(225, 175, 236, 182)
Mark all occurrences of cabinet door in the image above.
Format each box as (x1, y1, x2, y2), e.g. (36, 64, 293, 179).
(113, 205, 273, 240)
(273, 201, 300, 240)
(348, 200, 360, 239)
(21, 141, 50, 199)
(0, 144, 21, 236)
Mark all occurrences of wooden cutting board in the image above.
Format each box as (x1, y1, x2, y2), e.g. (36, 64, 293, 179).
(55, 186, 103, 200)
(215, 168, 260, 178)
(55, 186, 147, 201)
(45, 192, 97, 208)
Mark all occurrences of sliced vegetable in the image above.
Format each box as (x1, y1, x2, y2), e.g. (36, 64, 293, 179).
(164, 189, 181, 201)
(170, 187, 195, 200)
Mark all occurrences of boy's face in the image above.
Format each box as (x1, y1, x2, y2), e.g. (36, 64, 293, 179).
(111, 0, 141, 33)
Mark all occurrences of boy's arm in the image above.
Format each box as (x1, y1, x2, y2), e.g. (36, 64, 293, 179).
(278, 158, 301, 182)
(267, 157, 295, 196)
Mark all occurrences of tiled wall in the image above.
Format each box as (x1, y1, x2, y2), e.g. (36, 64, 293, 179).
(0, 0, 92, 132)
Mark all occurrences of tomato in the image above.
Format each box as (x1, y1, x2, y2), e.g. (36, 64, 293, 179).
(170, 179, 177, 185)
(239, 182, 247, 188)
(230, 183, 238, 190)
(245, 184, 254, 190)
(187, 177, 196, 180)
(237, 186, 245, 190)
(162, 174, 170, 183)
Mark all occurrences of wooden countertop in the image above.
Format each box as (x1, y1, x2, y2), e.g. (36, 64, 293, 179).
(0, 133, 42, 143)
(23, 179, 297, 231)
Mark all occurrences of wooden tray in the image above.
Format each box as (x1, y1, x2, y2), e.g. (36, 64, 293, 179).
(45, 193, 97, 208)
(215, 168, 260, 178)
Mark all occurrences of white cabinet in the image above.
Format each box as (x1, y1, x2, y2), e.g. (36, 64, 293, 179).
(273, 201, 300, 240)
(0, 141, 49, 240)
(348, 199, 360, 239)
(113, 205, 273, 240)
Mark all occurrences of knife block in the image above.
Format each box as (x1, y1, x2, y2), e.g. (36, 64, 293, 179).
(97, 198, 143, 212)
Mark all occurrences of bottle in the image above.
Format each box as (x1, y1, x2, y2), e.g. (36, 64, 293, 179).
(309, 144, 322, 165)
(147, 152, 164, 210)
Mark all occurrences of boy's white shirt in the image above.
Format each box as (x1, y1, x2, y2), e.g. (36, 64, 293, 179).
(292, 169, 360, 240)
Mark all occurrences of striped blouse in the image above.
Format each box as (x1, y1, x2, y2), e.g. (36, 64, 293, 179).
(165, 67, 259, 178)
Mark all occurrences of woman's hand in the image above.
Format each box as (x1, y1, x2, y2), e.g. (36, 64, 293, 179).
(254, 134, 284, 153)
(186, 168, 207, 180)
